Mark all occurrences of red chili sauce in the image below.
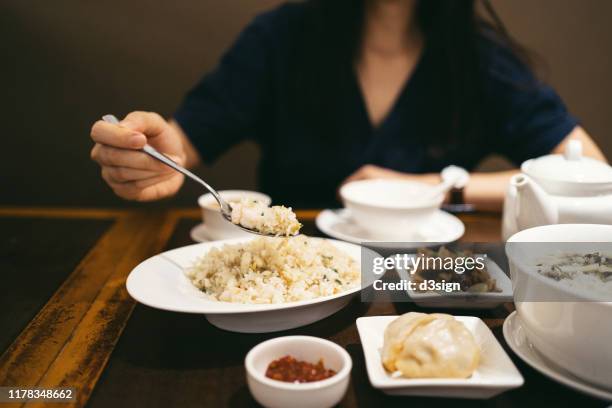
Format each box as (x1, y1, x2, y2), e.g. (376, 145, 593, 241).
(265, 355, 337, 383)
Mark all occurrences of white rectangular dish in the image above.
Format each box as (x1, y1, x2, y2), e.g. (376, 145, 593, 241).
(395, 256, 513, 309)
(356, 315, 523, 399)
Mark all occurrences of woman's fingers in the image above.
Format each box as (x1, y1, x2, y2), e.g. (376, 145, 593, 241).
(342, 164, 416, 185)
(120, 111, 168, 138)
(341, 164, 442, 190)
(341, 164, 378, 185)
(101, 166, 159, 183)
(91, 120, 147, 149)
(91, 144, 169, 172)
(102, 167, 175, 187)
(90, 111, 186, 202)
(104, 173, 183, 201)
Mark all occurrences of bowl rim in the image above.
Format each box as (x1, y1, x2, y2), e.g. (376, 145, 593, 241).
(198, 190, 271, 210)
(245, 335, 352, 391)
(506, 223, 612, 307)
(340, 179, 444, 210)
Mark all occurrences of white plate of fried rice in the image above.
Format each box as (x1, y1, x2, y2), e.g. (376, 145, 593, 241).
(126, 236, 372, 333)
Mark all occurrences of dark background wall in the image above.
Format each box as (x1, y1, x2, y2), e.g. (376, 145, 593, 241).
(2, 0, 611, 208)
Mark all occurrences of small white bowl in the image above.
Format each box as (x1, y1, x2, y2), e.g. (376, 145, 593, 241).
(245, 336, 352, 408)
(340, 179, 443, 240)
(198, 190, 271, 240)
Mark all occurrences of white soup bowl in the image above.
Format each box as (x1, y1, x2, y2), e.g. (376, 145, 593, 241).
(506, 224, 612, 389)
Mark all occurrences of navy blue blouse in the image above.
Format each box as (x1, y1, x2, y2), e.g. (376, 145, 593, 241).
(174, 3, 577, 207)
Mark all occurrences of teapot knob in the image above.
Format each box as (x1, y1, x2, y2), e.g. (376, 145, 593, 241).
(564, 139, 583, 161)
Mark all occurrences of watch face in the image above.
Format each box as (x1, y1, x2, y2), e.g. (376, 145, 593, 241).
(450, 188, 464, 205)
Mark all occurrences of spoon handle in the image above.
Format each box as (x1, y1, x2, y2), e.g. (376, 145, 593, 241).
(101, 115, 230, 214)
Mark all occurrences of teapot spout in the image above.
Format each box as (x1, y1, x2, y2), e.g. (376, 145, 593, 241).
(511, 174, 558, 230)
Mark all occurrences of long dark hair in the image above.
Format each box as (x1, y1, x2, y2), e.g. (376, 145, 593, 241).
(290, 0, 531, 151)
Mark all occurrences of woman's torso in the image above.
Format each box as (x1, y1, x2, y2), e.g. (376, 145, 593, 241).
(174, 3, 576, 208)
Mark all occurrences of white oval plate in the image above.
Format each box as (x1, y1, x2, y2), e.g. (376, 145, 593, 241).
(503, 311, 612, 401)
(356, 315, 523, 399)
(316, 209, 464, 247)
(126, 237, 369, 333)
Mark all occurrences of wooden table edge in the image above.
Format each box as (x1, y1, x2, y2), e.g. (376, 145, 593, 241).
(0, 210, 179, 408)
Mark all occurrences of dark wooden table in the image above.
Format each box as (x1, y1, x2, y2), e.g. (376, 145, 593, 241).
(0, 208, 607, 408)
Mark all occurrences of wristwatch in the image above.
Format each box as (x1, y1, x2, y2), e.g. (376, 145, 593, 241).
(450, 186, 465, 206)
(441, 166, 475, 213)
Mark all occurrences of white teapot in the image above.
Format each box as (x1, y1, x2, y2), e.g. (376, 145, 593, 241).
(502, 139, 612, 240)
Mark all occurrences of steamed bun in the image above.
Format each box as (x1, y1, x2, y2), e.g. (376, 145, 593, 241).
(382, 312, 479, 378)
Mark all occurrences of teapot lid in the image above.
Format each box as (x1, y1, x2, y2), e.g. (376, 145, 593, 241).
(523, 139, 612, 183)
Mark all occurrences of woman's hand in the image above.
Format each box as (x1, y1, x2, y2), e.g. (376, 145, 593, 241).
(342, 164, 440, 185)
(90, 111, 187, 201)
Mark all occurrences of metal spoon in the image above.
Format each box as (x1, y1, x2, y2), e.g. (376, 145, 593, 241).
(101, 114, 274, 236)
